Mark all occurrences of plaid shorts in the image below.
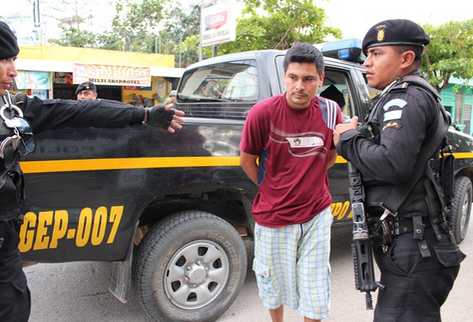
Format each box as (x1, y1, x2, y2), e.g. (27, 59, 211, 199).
(253, 207, 333, 320)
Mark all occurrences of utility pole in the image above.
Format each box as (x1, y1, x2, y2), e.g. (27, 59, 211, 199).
(32, 0, 42, 44)
(178, 33, 183, 67)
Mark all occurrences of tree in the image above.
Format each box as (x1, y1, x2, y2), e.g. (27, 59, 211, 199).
(218, 0, 341, 54)
(51, 15, 97, 47)
(47, 0, 97, 47)
(101, 0, 169, 52)
(422, 19, 473, 90)
(161, 4, 202, 66)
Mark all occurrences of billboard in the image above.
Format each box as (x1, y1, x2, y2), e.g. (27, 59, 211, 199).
(73, 64, 151, 87)
(200, 0, 238, 47)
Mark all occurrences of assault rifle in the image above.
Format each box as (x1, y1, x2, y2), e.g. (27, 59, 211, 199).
(348, 162, 381, 310)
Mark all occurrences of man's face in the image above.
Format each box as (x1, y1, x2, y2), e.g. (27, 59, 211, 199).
(363, 46, 404, 90)
(284, 62, 323, 109)
(77, 90, 97, 100)
(0, 57, 17, 95)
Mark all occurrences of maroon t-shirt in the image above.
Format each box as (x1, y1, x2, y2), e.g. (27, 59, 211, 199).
(240, 94, 343, 227)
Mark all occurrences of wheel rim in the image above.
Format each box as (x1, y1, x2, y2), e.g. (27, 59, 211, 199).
(460, 185, 472, 239)
(162, 240, 230, 310)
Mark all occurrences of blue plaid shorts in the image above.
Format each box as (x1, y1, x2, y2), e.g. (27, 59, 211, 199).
(253, 207, 333, 320)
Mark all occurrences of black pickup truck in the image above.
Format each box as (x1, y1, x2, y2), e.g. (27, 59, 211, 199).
(19, 46, 473, 322)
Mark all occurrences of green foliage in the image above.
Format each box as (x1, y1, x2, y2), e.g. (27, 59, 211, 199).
(51, 27, 97, 48)
(50, 15, 97, 47)
(106, 0, 168, 52)
(422, 19, 473, 90)
(51, 0, 339, 66)
(218, 0, 341, 54)
(98, 0, 201, 66)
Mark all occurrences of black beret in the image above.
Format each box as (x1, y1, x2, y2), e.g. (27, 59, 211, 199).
(362, 19, 430, 55)
(0, 21, 20, 60)
(75, 81, 97, 95)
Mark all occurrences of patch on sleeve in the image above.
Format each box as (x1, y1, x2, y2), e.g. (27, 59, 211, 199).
(383, 109, 403, 122)
(383, 121, 401, 131)
(382, 98, 407, 111)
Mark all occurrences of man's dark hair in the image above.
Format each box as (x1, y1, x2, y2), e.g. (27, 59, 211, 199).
(283, 42, 325, 74)
(396, 45, 423, 67)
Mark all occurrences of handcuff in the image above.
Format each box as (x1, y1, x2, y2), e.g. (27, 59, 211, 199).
(0, 91, 34, 159)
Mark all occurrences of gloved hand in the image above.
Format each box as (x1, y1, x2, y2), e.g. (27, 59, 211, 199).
(144, 104, 185, 133)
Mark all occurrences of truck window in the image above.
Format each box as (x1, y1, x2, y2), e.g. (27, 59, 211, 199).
(178, 60, 258, 102)
(320, 70, 353, 118)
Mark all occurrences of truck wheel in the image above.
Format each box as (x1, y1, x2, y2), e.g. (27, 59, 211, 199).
(449, 176, 472, 244)
(133, 210, 247, 322)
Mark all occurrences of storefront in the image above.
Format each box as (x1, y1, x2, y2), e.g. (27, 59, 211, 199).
(16, 45, 184, 104)
(440, 77, 473, 135)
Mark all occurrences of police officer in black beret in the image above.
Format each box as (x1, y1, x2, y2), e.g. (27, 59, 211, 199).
(75, 81, 98, 100)
(334, 19, 465, 321)
(0, 21, 184, 322)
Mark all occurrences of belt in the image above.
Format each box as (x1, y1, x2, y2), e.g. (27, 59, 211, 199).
(393, 216, 431, 236)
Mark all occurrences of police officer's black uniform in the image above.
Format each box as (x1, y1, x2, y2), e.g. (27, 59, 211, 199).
(337, 19, 465, 322)
(0, 22, 176, 322)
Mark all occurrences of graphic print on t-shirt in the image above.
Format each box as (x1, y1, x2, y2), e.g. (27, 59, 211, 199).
(269, 126, 326, 158)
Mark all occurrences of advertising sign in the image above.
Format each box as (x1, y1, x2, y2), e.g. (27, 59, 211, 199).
(200, 0, 238, 47)
(16, 71, 50, 90)
(73, 64, 151, 87)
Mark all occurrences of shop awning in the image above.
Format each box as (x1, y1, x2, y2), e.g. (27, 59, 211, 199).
(151, 67, 184, 78)
(16, 59, 184, 86)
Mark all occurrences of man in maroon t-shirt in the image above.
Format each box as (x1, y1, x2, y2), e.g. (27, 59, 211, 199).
(240, 43, 343, 322)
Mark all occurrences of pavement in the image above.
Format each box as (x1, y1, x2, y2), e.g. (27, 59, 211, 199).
(26, 220, 473, 322)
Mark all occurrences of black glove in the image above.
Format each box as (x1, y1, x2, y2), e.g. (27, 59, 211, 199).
(144, 105, 175, 129)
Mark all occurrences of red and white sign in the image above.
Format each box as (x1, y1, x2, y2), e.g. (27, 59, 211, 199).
(200, 0, 238, 47)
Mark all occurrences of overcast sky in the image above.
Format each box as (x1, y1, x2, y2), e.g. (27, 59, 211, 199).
(319, 0, 473, 39)
(3, 0, 472, 42)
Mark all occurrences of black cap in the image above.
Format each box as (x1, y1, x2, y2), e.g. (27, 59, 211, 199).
(362, 19, 430, 55)
(75, 81, 97, 95)
(0, 21, 20, 60)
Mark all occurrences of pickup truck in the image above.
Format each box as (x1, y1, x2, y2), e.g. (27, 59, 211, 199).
(19, 45, 473, 322)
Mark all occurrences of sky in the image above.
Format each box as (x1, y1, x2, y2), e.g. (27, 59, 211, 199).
(3, 0, 473, 43)
(319, 0, 473, 39)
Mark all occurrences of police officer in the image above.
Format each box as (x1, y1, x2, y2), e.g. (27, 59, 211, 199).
(75, 81, 97, 100)
(334, 19, 465, 322)
(0, 21, 184, 322)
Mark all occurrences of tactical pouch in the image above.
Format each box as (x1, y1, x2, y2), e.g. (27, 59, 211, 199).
(0, 171, 20, 213)
(432, 243, 465, 268)
(440, 154, 455, 205)
(0, 171, 20, 215)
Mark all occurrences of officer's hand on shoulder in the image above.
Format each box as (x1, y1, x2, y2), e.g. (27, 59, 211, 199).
(144, 104, 185, 134)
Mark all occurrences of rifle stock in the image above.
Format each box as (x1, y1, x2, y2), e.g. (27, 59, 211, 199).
(348, 162, 380, 310)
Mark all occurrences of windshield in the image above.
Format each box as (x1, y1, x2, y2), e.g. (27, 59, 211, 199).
(178, 60, 258, 102)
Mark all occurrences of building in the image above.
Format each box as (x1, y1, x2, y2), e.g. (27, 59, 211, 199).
(16, 45, 184, 106)
(440, 77, 473, 135)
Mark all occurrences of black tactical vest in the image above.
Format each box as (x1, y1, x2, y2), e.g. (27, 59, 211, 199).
(0, 92, 33, 220)
(365, 75, 450, 216)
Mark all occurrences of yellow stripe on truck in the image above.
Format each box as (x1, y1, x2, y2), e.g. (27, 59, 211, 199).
(18, 152, 472, 174)
(20, 156, 241, 174)
(452, 152, 473, 159)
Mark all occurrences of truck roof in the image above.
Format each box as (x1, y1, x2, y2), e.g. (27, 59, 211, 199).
(185, 49, 366, 72)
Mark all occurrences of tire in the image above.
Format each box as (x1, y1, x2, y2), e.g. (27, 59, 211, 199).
(449, 176, 472, 244)
(133, 210, 247, 322)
